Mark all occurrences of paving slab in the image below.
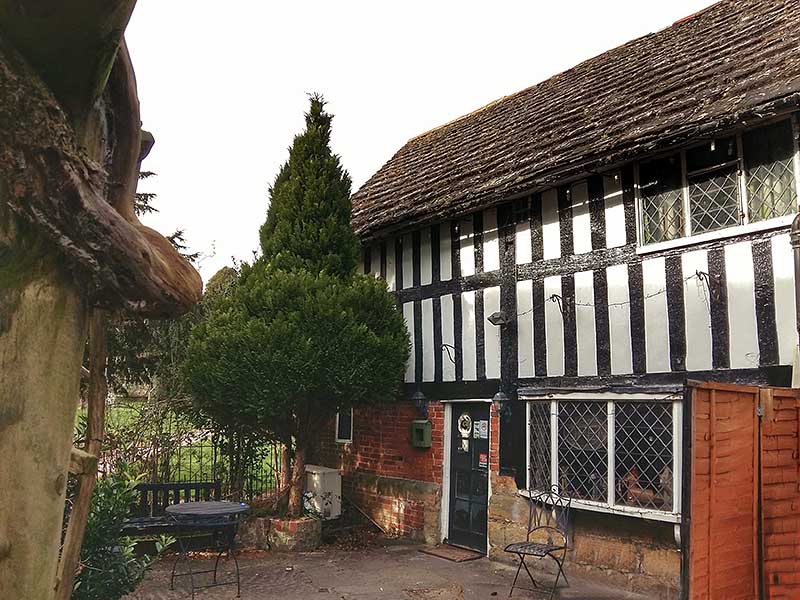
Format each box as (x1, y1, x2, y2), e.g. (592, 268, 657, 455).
(126, 542, 646, 600)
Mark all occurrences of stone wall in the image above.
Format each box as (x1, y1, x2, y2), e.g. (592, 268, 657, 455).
(488, 473, 681, 599)
(315, 400, 445, 542)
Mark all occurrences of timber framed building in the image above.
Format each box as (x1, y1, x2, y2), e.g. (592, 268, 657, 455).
(316, 1, 800, 596)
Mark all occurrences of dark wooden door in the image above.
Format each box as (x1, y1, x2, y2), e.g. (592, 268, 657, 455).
(448, 403, 490, 552)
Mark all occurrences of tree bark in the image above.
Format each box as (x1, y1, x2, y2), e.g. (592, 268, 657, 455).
(281, 443, 292, 490)
(0, 6, 201, 597)
(54, 310, 107, 600)
(0, 208, 88, 599)
(287, 445, 307, 517)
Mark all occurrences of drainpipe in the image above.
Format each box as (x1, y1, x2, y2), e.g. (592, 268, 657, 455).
(790, 214, 800, 387)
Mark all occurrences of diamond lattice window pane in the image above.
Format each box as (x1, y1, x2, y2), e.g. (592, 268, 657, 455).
(614, 402, 673, 511)
(640, 155, 684, 243)
(689, 168, 741, 234)
(743, 120, 798, 223)
(529, 402, 551, 491)
(557, 401, 607, 502)
(642, 189, 684, 243)
(747, 158, 797, 221)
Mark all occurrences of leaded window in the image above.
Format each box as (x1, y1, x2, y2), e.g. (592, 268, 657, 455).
(685, 136, 741, 234)
(614, 402, 673, 511)
(640, 156, 684, 244)
(528, 401, 551, 492)
(637, 117, 798, 246)
(744, 119, 797, 223)
(558, 402, 607, 502)
(528, 397, 680, 519)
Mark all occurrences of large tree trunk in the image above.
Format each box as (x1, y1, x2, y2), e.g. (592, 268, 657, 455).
(0, 5, 202, 597)
(287, 445, 307, 517)
(0, 208, 88, 599)
(281, 443, 292, 490)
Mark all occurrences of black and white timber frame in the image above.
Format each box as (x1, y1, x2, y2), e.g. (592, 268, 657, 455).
(358, 111, 800, 514)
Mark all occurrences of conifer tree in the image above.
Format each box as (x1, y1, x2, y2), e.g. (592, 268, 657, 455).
(259, 94, 359, 278)
(186, 96, 409, 516)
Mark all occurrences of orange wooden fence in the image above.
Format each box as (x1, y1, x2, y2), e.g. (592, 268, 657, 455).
(761, 388, 800, 599)
(688, 381, 800, 600)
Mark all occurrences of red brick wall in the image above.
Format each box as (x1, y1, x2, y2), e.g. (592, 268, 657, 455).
(317, 401, 445, 483)
(489, 404, 500, 474)
(314, 400, 502, 542)
(315, 400, 445, 540)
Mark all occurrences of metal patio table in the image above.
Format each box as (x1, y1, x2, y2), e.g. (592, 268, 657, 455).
(166, 500, 249, 599)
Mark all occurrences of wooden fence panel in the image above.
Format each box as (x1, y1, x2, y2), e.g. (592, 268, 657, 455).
(761, 389, 800, 600)
(689, 382, 800, 600)
(689, 383, 760, 600)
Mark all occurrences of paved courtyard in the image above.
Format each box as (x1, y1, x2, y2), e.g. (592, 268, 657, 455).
(126, 542, 646, 600)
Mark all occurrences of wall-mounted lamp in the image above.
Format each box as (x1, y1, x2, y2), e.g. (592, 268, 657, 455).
(411, 389, 429, 420)
(487, 310, 510, 327)
(492, 388, 512, 418)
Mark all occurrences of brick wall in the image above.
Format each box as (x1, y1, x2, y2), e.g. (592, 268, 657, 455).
(315, 400, 445, 542)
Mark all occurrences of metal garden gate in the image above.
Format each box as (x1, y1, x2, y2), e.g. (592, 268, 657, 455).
(686, 381, 800, 600)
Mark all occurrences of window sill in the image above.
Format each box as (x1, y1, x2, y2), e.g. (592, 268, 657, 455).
(636, 214, 794, 255)
(517, 489, 681, 524)
(335, 439, 352, 445)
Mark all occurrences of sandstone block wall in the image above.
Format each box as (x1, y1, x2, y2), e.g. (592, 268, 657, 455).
(488, 472, 681, 599)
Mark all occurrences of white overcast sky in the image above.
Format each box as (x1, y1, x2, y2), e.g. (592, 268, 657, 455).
(126, 0, 716, 282)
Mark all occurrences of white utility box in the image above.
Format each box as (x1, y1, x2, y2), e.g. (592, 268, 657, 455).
(304, 464, 342, 520)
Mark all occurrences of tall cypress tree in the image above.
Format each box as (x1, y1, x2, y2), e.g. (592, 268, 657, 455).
(259, 94, 359, 278)
(186, 96, 409, 517)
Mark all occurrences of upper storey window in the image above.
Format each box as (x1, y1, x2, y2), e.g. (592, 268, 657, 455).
(744, 120, 798, 223)
(638, 118, 798, 246)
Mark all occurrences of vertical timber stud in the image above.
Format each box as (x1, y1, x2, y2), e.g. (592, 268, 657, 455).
(432, 226, 443, 382)
(621, 164, 638, 245)
(451, 221, 464, 381)
(498, 203, 522, 482)
(473, 213, 486, 381)
(412, 231, 423, 383)
(753, 240, 779, 367)
(707, 248, 730, 370)
(394, 238, 404, 308)
(666, 256, 686, 372)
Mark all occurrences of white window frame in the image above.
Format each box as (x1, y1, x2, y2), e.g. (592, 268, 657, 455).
(522, 392, 682, 524)
(635, 114, 800, 255)
(335, 408, 353, 444)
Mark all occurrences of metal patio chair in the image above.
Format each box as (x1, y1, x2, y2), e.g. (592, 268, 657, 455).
(504, 485, 571, 599)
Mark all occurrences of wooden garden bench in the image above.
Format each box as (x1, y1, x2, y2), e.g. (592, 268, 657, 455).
(121, 481, 222, 538)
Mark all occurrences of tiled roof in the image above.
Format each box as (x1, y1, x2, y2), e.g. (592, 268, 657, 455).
(352, 0, 800, 240)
